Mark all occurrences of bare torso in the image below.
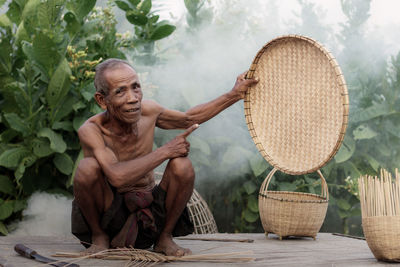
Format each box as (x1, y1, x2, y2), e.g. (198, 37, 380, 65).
(81, 99, 160, 192)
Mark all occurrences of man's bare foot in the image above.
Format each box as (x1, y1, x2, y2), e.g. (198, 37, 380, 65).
(85, 233, 109, 254)
(154, 233, 192, 257)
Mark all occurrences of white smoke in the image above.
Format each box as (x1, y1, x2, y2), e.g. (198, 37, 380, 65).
(10, 192, 72, 237)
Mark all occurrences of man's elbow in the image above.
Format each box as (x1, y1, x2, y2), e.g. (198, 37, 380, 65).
(106, 171, 125, 188)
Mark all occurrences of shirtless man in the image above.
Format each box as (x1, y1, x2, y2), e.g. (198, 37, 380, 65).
(71, 58, 258, 256)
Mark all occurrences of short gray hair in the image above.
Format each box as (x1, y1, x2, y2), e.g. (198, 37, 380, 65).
(94, 58, 134, 95)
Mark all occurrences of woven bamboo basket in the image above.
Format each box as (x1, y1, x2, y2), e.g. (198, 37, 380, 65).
(359, 171, 400, 262)
(244, 35, 348, 239)
(154, 172, 218, 234)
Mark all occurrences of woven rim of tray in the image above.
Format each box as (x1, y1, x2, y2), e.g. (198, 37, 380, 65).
(244, 35, 349, 175)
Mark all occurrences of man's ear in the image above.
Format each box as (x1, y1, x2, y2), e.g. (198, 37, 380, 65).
(94, 92, 107, 110)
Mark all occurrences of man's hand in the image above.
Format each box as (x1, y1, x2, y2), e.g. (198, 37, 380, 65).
(163, 124, 199, 158)
(232, 71, 259, 99)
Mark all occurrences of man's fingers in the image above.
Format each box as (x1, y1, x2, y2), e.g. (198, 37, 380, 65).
(181, 124, 199, 138)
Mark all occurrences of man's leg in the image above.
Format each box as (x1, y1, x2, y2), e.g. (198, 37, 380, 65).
(73, 157, 113, 252)
(154, 157, 195, 256)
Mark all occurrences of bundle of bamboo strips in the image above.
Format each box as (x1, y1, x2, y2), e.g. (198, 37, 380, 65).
(53, 248, 255, 266)
(358, 168, 400, 217)
(358, 168, 400, 262)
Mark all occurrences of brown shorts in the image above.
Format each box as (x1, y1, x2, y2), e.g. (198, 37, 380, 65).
(71, 185, 194, 249)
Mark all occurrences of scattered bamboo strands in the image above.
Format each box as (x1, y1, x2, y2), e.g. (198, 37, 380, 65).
(175, 237, 254, 243)
(53, 248, 255, 266)
(358, 168, 400, 217)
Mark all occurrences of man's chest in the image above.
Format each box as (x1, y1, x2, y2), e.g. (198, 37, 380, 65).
(105, 117, 156, 161)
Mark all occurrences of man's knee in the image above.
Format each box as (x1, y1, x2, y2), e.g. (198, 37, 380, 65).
(168, 157, 195, 183)
(74, 157, 102, 187)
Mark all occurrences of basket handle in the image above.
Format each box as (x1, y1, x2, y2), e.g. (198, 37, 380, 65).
(260, 167, 329, 200)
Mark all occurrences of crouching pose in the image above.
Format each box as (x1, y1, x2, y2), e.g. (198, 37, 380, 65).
(71, 58, 258, 256)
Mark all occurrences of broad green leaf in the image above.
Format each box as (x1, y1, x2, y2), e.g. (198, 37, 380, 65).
(138, 0, 151, 15)
(15, 154, 37, 180)
(15, 22, 29, 44)
(0, 147, 30, 168)
(243, 209, 258, 223)
(21, 0, 40, 33)
(243, 180, 257, 195)
(46, 58, 72, 109)
(22, 32, 60, 77)
(249, 159, 268, 177)
(52, 121, 74, 132)
(0, 221, 8, 235)
(53, 95, 77, 123)
(0, 175, 16, 196)
(149, 15, 159, 24)
(37, 128, 67, 153)
(363, 154, 380, 172)
(3, 113, 31, 135)
(337, 199, 351, 211)
(6, 0, 26, 25)
(13, 199, 26, 212)
(334, 135, 355, 163)
(115, 0, 131, 11)
(189, 136, 210, 155)
(0, 201, 14, 220)
(353, 125, 378, 140)
(66, 0, 96, 22)
(32, 137, 53, 157)
(0, 14, 11, 27)
(149, 24, 176, 40)
(64, 11, 80, 35)
(351, 103, 393, 123)
(247, 195, 258, 213)
(72, 101, 86, 111)
(81, 83, 95, 101)
(126, 10, 148, 25)
(53, 153, 73, 175)
(128, 0, 140, 6)
(37, 0, 63, 30)
(67, 149, 83, 188)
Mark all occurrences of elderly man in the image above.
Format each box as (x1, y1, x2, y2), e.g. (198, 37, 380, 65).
(71, 58, 258, 256)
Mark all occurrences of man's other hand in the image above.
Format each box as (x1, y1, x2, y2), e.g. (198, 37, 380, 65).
(232, 71, 259, 99)
(163, 124, 199, 158)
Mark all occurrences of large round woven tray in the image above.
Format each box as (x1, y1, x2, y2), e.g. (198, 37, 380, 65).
(245, 35, 349, 175)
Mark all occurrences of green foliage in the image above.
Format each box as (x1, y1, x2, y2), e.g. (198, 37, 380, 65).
(0, 0, 175, 234)
(115, 0, 176, 64)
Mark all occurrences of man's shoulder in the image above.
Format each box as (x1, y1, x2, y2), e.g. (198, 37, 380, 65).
(77, 113, 103, 138)
(142, 99, 164, 116)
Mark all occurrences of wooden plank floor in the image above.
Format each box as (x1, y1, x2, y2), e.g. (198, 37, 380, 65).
(0, 233, 391, 266)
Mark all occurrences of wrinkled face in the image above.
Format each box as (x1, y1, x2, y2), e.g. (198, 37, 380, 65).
(102, 64, 143, 124)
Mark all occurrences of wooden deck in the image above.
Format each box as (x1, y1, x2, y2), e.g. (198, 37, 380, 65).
(0, 233, 390, 266)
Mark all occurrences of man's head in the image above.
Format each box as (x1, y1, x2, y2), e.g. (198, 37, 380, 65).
(94, 58, 143, 124)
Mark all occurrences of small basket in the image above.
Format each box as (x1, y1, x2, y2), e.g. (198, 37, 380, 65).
(155, 172, 218, 234)
(358, 171, 400, 262)
(187, 189, 218, 234)
(259, 167, 328, 239)
(362, 216, 400, 262)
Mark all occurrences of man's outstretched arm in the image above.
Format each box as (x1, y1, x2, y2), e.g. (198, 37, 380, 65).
(156, 72, 258, 129)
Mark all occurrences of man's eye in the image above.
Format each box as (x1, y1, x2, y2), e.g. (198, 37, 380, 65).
(116, 89, 122, 94)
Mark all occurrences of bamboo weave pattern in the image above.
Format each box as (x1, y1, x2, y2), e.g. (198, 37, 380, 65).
(245, 35, 348, 175)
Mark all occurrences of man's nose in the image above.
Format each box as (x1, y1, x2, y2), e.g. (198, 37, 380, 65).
(126, 89, 138, 103)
